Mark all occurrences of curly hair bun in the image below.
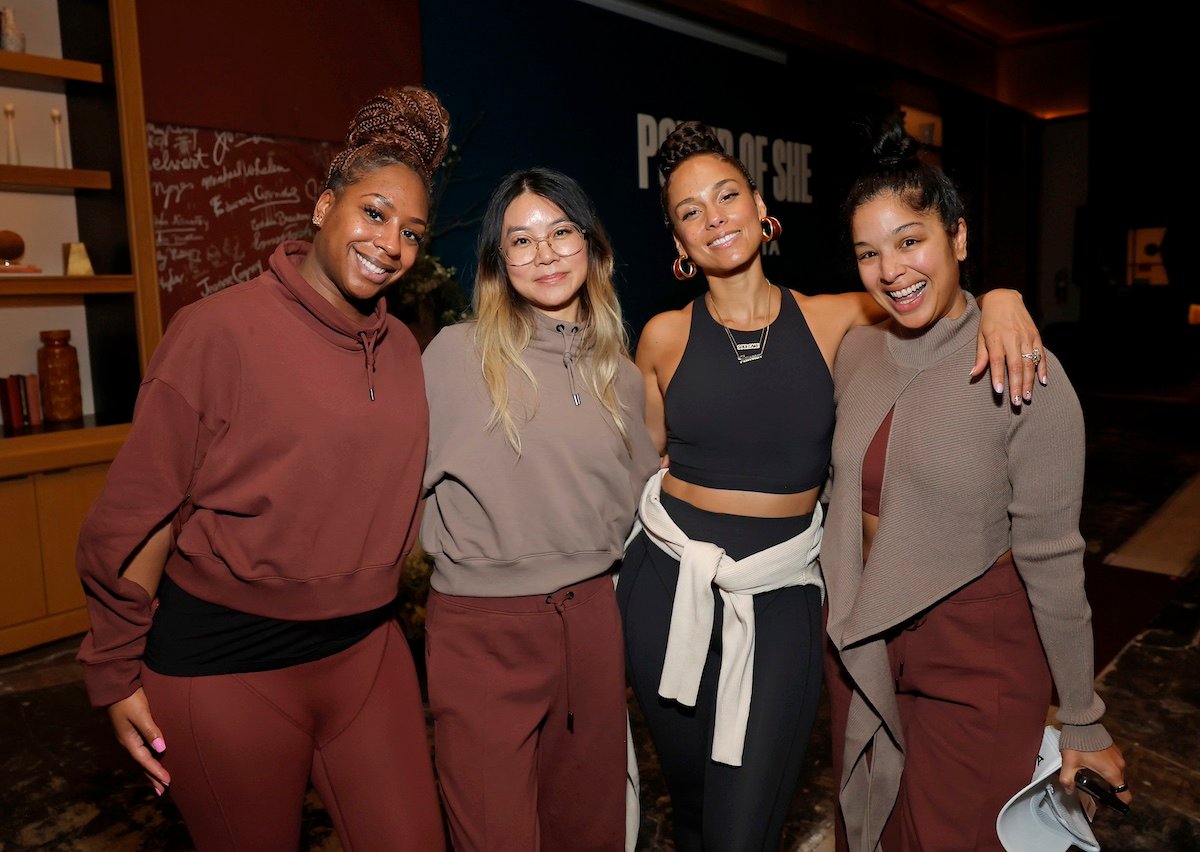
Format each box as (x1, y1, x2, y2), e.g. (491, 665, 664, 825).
(656, 120, 725, 180)
(327, 86, 450, 190)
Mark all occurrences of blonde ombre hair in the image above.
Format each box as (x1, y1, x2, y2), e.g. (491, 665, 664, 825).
(471, 168, 632, 455)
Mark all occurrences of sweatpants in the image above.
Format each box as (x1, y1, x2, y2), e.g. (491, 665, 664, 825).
(140, 618, 445, 852)
(825, 555, 1054, 851)
(425, 572, 627, 852)
(617, 494, 824, 852)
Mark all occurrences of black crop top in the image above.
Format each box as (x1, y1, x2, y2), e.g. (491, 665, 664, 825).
(664, 288, 834, 494)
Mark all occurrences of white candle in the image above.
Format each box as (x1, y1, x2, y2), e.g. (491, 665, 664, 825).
(51, 108, 65, 168)
(4, 104, 18, 166)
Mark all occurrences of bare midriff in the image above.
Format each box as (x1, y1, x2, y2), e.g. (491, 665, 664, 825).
(662, 471, 821, 518)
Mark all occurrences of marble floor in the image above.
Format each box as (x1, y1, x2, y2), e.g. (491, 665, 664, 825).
(1, 389, 1198, 851)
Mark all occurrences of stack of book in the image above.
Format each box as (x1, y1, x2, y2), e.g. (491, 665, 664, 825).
(0, 373, 43, 433)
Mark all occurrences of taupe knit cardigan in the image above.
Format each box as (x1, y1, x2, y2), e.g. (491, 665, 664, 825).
(823, 293, 1112, 852)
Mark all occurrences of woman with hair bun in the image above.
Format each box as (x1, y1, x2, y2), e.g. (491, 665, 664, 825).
(75, 87, 450, 850)
(420, 167, 660, 851)
(824, 117, 1128, 851)
(617, 119, 1046, 850)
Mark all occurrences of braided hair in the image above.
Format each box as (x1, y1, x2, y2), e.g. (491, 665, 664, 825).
(325, 86, 450, 196)
(656, 120, 757, 226)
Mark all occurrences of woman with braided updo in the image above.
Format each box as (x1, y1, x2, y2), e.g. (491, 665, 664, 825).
(75, 87, 449, 850)
(616, 120, 1046, 850)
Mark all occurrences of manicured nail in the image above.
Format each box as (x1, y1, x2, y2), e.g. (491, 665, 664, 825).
(151, 737, 166, 753)
(1040, 375, 1048, 386)
(1012, 394, 1022, 406)
(994, 381, 1003, 394)
(1024, 391, 1032, 402)
(155, 786, 163, 797)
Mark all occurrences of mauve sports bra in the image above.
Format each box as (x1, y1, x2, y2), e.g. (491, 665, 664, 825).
(664, 288, 834, 495)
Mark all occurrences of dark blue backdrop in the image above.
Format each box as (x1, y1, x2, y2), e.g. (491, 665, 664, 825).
(420, 0, 877, 340)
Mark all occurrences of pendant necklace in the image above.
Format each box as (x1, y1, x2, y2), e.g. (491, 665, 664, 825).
(707, 283, 774, 364)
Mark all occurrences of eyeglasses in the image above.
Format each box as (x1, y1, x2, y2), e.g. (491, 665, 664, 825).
(500, 223, 586, 266)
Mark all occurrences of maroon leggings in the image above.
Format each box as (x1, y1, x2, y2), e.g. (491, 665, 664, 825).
(425, 573, 627, 852)
(141, 619, 444, 852)
(826, 556, 1053, 851)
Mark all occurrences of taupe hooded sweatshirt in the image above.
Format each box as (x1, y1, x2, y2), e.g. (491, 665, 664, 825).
(421, 311, 660, 596)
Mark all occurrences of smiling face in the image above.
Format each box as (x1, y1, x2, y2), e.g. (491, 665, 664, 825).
(666, 153, 767, 275)
(851, 191, 968, 332)
(303, 162, 429, 320)
(501, 192, 589, 322)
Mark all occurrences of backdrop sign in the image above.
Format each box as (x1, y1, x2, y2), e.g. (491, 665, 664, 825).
(147, 123, 332, 328)
(420, 0, 867, 339)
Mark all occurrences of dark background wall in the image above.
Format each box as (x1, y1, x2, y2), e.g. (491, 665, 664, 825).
(135, 0, 423, 142)
(418, 0, 1049, 342)
(127, 0, 1193, 390)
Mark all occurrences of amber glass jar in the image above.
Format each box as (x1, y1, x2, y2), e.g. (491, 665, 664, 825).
(37, 329, 83, 423)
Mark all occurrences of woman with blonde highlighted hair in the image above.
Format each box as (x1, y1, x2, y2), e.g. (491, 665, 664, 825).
(420, 167, 659, 851)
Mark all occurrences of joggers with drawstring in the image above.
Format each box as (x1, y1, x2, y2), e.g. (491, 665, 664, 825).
(425, 571, 626, 852)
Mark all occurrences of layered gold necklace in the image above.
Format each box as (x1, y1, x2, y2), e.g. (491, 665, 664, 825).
(706, 283, 775, 365)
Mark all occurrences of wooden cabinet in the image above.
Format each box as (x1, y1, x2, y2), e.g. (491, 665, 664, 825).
(0, 0, 158, 653)
(0, 462, 110, 655)
(0, 477, 43, 632)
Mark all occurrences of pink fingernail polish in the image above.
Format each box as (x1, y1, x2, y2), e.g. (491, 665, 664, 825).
(994, 382, 1003, 394)
(151, 737, 166, 753)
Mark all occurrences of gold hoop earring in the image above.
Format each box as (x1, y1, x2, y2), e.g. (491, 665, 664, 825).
(673, 255, 697, 281)
(760, 216, 782, 242)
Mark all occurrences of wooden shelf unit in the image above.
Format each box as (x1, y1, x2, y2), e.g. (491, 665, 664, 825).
(0, 0, 161, 655)
(0, 163, 112, 191)
(0, 50, 103, 83)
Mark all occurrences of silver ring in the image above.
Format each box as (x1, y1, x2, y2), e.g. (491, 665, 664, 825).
(1021, 347, 1042, 367)
(1112, 783, 1129, 793)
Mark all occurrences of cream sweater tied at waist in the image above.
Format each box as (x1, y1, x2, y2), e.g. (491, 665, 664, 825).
(632, 468, 824, 766)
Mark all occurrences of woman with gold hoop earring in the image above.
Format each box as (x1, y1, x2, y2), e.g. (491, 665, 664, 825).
(616, 120, 1048, 851)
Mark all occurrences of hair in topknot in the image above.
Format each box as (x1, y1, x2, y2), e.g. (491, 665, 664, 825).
(325, 86, 451, 195)
(656, 120, 757, 225)
(842, 112, 965, 237)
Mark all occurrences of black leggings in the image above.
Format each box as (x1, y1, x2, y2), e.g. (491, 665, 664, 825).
(617, 493, 824, 852)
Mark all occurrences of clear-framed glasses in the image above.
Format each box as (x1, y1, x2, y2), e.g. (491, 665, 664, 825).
(500, 223, 587, 266)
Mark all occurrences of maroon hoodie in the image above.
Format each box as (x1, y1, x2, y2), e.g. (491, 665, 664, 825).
(76, 241, 428, 707)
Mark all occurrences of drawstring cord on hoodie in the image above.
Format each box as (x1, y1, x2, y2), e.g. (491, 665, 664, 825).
(555, 323, 582, 406)
(546, 589, 577, 730)
(357, 329, 378, 401)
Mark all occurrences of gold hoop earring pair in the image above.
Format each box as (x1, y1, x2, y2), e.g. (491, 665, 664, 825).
(673, 255, 697, 281)
(761, 216, 782, 242)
